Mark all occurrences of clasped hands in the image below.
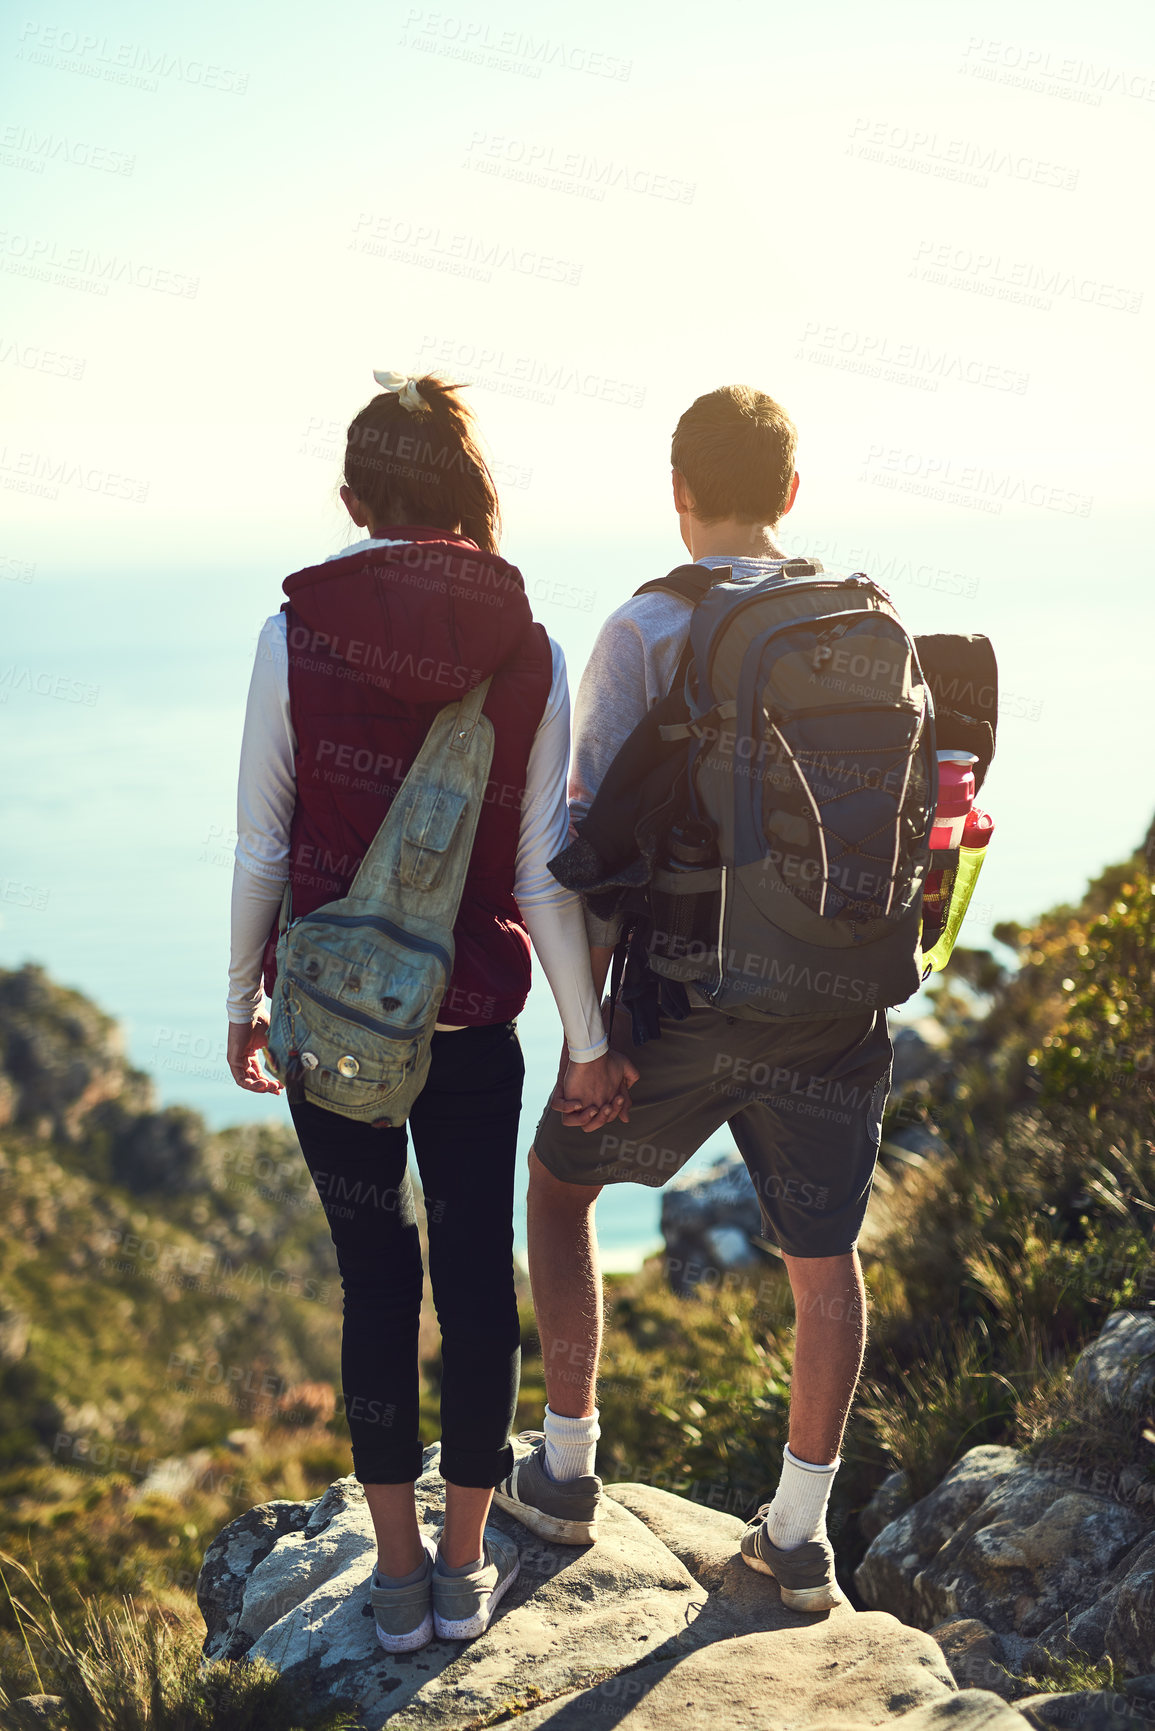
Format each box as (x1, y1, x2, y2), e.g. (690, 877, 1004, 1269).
(550, 1042, 639, 1133)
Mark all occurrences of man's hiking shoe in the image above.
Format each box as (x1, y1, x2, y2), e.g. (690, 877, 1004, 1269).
(432, 1530, 520, 1641)
(740, 1505, 844, 1611)
(492, 1430, 601, 1545)
(370, 1538, 435, 1653)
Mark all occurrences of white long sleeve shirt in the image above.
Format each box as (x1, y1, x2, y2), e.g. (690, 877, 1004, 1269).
(228, 538, 608, 1063)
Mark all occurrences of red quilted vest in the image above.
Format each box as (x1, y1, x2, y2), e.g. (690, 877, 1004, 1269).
(261, 529, 553, 1025)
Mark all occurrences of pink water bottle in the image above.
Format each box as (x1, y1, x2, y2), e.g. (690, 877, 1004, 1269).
(930, 751, 978, 849)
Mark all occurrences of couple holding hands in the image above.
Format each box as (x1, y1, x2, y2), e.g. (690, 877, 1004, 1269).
(227, 373, 897, 1649)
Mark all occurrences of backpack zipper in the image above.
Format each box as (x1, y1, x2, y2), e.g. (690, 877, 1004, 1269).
(767, 699, 925, 723)
(303, 912, 452, 974)
(287, 975, 423, 1041)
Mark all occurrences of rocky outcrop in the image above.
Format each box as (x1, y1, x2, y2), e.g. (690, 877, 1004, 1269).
(0, 961, 218, 1193)
(5, 1695, 65, 1728)
(659, 1149, 763, 1293)
(197, 1447, 1027, 1729)
(930, 1618, 1019, 1699)
(1070, 1309, 1155, 1410)
(855, 1445, 1025, 1631)
(856, 1312, 1155, 1699)
(0, 963, 145, 1142)
(860, 1468, 914, 1544)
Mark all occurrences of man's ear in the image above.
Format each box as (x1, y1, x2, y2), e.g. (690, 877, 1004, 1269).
(340, 484, 370, 528)
(781, 471, 801, 517)
(672, 469, 695, 515)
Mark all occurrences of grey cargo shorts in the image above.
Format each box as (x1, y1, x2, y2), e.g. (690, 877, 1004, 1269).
(533, 1002, 893, 1258)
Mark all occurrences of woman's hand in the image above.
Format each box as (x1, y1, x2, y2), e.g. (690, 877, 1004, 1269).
(226, 1016, 283, 1094)
(551, 1049, 639, 1133)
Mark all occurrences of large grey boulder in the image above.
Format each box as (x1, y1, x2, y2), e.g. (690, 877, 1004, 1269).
(200, 1448, 711, 1728)
(511, 1624, 1027, 1729)
(1102, 1533, 1155, 1674)
(857, 1312, 1155, 1692)
(860, 1468, 914, 1544)
(606, 1479, 754, 1590)
(198, 1451, 1023, 1730)
(1044, 1527, 1155, 1679)
(1070, 1309, 1155, 1410)
(855, 1446, 1024, 1626)
(860, 1447, 1152, 1672)
(916, 1470, 1148, 1641)
(199, 1495, 315, 1660)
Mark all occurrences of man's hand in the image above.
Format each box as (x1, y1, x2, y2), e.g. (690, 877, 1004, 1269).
(227, 1016, 283, 1094)
(551, 1049, 639, 1133)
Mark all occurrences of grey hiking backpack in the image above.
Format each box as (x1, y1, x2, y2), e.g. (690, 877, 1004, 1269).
(550, 559, 937, 1023)
(645, 559, 936, 1017)
(265, 677, 494, 1124)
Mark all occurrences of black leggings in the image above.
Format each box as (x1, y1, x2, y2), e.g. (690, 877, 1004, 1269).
(290, 1022, 523, 1488)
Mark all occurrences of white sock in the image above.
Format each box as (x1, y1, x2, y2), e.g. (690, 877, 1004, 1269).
(543, 1405, 600, 1482)
(764, 1443, 840, 1550)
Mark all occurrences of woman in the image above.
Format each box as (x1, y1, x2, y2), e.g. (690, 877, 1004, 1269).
(225, 370, 634, 1650)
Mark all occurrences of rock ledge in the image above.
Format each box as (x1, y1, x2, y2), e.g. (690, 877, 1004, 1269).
(198, 1447, 1027, 1729)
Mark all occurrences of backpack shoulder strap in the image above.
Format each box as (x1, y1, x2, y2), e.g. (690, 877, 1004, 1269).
(634, 556, 825, 606)
(346, 676, 495, 907)
(633, 563, 727, 605)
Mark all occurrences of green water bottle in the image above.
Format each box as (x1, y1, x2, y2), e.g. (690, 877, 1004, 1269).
(923, 808, 995, 974)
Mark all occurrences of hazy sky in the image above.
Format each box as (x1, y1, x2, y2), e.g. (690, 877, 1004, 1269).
(4, 0, 1152, 567)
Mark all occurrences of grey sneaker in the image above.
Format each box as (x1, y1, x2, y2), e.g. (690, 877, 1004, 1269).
(432, 1529, 520, 1641)
(369, 1537, 435, 1653)
(740, 1505, 844, 1611)
(492, 1430, 601, 1545)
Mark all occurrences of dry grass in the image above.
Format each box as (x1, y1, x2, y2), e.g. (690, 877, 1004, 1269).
(0, 1550, 360, 1731)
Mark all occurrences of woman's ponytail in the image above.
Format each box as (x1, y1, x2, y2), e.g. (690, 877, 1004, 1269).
(343, 375, 501, 554)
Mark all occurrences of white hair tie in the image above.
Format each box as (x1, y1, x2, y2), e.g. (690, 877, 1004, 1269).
(373, 368, 428, 413)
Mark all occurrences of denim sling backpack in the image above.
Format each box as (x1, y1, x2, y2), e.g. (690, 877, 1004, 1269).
(266, 676, 495, 1125)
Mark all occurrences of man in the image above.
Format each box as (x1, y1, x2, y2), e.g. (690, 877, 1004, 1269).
(495, 386, 896, 1613)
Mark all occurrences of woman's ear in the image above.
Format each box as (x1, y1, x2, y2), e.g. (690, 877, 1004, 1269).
(340, 484, 370, 528)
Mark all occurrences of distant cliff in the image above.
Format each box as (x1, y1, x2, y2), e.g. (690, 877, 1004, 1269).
(0, 962, 344, 1472)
